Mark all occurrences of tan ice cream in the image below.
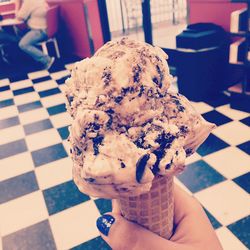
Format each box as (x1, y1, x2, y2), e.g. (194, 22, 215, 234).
(65, 37, 215, 199)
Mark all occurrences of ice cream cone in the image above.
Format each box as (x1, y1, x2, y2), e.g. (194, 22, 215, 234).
(117, 175, 174, 239)
(66, 38, 216, 241)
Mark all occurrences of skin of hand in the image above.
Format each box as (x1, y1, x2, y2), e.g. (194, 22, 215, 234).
(14, 0, 22, 19)
(97, 185, 223, 250)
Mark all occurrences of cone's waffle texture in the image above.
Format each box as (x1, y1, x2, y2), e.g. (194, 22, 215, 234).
(117, 175, 174, 239)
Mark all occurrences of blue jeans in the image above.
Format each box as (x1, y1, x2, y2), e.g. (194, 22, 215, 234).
(18, 29, 50, 66)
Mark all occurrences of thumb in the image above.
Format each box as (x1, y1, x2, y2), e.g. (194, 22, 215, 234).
(96, 213, 182, 250)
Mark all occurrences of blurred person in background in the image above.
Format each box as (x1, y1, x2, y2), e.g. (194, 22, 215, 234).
(0, 0, 54, 69)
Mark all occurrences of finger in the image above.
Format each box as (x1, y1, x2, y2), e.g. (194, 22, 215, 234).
(112, 199, 121, 214)
(173, 184, 201, 225)
(96, 213, 185, 250)
(172, 185, 222, 249)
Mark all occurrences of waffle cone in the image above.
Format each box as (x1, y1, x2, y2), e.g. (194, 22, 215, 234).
(117, 175, 174, 239)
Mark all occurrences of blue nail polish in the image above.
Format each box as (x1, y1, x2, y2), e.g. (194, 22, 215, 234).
(96, 214, 115, 236)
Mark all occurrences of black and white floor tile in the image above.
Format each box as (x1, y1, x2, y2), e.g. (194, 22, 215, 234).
(0, 60, 249, 250)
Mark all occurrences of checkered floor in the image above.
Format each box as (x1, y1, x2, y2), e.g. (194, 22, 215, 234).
(0, 59, 249, 250)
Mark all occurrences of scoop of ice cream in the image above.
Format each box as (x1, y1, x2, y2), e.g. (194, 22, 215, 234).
(65, 37, 215, 198)
(65, 37, 172, 126)
(159, 93, 216, 156)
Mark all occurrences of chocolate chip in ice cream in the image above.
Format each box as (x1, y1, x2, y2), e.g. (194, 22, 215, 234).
(134, 137, 145, 149)
(152, 77, 159, 85)
(179, 125, 188, 134)
(106, 116, 113, 129)
(133, 64, 142, 83)
(134, 132, 150, 149)
(156, 65, 163, 88)
(92, 123, 100, 131)
(151, 149, 165, 175)
(165, 159, 173, 170)
(138, 85, 145, 97)
(114, 96, 123, 104)
(102, 67, 112, 86)
(136, 154, 150, 183)
(105, 108, 114, 114)
(92, 135, 104, 155)
(84, 177, 95, 183)
(185, 148, 193, 156)
(155, 132, 175, 149)
(170, 95, 185, 112)
(74, 146, 82, 156)
(121, 87, 134, 95)
(156, 89, 164, 98)
(105, 109, 114, 129)
(121, 162, 126, 168)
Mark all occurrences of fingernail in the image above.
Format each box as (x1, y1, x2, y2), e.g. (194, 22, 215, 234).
(96, 214, 115, 236)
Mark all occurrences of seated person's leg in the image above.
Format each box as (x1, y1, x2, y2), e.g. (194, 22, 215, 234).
(18, 29, 54, 69)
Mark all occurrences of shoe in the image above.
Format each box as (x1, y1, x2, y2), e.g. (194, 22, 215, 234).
(2, 53, 11, 65)
(0, 47, 11, 65)
(45, 57, 55, 70)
